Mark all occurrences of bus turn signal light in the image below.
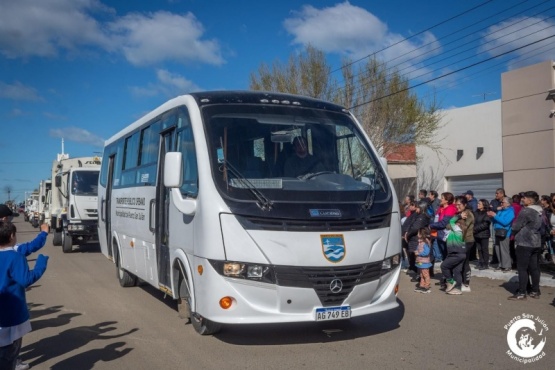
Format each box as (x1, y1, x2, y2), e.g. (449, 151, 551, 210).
(220, 297, 233, 309)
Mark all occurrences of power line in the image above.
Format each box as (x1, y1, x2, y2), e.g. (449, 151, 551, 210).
(349, 33, 555, 109)
(329, 0, 495, 74)
(334, 1, 554, 100)
(332, 0, 546, 97)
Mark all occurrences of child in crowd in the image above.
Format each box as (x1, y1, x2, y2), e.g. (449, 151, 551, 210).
(414, 228, 432, 294)
(440, 217, 468, 295)
(0, 222, 49, 369)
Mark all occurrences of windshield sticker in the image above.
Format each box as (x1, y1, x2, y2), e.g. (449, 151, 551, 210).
(310, 209, 341, 218)
(217, 148, 224, 163)
(321, 235, 346, 263)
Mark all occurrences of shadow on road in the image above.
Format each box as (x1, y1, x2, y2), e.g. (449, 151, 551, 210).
(31, 313, 82, 332)
(28, 303, 64, 319)
(214, 299, 405, 345)
(50, 342, 133, 370)
(21, 321, 138, 368)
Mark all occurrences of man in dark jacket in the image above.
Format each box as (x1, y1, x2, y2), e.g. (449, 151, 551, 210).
(508, 191, 543, 301)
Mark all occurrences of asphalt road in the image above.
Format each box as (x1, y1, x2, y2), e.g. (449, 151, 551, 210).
(11, 217, 555, 369)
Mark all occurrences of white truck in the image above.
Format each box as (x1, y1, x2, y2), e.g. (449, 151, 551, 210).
(50, 154, 102, 253)
(37, 179, 52, 229)
(25, 192, 39, 224)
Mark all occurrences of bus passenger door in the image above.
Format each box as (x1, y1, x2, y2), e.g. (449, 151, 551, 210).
(102, 155, 115, 258)
(155, 129, 173, 288)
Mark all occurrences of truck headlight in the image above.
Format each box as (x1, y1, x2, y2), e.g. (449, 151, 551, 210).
(210, 260, 276, 284)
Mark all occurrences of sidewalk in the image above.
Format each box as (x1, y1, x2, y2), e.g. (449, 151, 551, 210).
(444, 261, 555, 288)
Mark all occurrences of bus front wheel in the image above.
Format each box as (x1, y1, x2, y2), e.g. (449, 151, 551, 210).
(177, 270, 221, 335)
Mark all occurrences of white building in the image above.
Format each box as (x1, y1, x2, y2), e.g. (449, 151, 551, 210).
(417, 60, 555, 200)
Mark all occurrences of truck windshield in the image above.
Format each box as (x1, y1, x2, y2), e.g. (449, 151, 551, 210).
(202, 103, 389, 204)
(71, 171, 99, 196)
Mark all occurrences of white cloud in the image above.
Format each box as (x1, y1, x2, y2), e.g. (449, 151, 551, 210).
(481, 16, 555, 65)
(49, 126, 105, 147)
(110, 11, 224, 66)
(0, 0, 225, 66)
(130, 69, 201, 98)
(0, 81, 42, 101)
(283, 1, 439, 64)
(0, 0, 114, 59)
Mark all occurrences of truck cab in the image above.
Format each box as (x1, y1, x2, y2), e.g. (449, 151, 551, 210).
(51, 156, 101, 253)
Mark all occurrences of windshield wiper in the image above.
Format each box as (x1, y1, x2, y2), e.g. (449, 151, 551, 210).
(224, 160, 273, 211)
(361, 166, 385, 211)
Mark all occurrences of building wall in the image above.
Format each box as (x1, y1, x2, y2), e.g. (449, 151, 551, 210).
(501, 60, 555, 195)
(417, 100, 503, 193)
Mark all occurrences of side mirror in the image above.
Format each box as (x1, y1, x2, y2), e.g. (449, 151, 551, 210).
(164, 152, 183, 188)
(41, 195, 45, 202)
(55, 175, 61, 187)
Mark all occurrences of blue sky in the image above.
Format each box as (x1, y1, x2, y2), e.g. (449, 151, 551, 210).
(1, 0, 554, 203)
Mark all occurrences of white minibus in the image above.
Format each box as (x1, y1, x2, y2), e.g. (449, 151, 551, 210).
(98, 91, 402, 335)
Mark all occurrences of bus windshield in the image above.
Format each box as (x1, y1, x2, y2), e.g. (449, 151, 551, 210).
(71, 171, 99, 196)
(202, 103, 389, 204)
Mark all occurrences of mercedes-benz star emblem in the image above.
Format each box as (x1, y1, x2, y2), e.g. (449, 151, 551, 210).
(330, 279, 343, 293)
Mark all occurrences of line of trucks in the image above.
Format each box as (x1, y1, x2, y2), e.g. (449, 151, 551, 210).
(24, 153, 102, 253)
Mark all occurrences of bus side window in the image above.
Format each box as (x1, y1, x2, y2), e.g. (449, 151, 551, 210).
(176, 108, 198, 197)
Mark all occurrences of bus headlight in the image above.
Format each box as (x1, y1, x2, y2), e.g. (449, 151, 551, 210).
(209, 260, 276, 284)
(381, 253, 401, 274)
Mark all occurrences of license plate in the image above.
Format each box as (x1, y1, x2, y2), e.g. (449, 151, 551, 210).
(315, 306, 351, 321)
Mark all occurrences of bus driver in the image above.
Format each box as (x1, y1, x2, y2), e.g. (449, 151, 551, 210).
(283, 136, 325, 178)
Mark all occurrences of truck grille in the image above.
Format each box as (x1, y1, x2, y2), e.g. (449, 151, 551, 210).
(273, 262, 383, 307)
(86, 209, 98, 217)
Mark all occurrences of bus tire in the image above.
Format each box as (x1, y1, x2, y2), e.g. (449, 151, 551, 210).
(177, 272, 192, 322)
(62, 232, 73, 253)
(115, 247, 137, 287)
(176, 265, 221, 335)
(191, 313, 222, 336)
(52, 231, 62, 246)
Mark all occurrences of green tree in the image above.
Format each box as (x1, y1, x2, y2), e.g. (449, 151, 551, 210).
(249, 46, 443, 157)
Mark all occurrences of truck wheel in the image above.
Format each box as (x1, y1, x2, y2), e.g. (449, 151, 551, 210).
(115, 248, 137, 287)
(53, 231, 62, 246)
(62, 231, 73, 253)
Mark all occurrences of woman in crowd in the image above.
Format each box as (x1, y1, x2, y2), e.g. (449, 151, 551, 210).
(509, 191, 543, 300)
(487, 197, 515, 272)
(455, 196, 475, 292)
(473, 199, 491, 270)
(429, 192, 457, 287)
(404, 201, 432, 282)
(441, 216, 468, 295)
(403, 195, 415, 218)
(540, 195, 553, 260)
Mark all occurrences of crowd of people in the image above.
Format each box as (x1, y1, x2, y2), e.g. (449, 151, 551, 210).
(401, 188, 555, 300)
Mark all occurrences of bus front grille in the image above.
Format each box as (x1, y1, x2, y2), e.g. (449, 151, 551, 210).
(273, 262, 383, 307)
(237, 214, 390, 232)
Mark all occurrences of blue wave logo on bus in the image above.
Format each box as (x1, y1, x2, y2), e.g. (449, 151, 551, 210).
(321, 235, 346, 263)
